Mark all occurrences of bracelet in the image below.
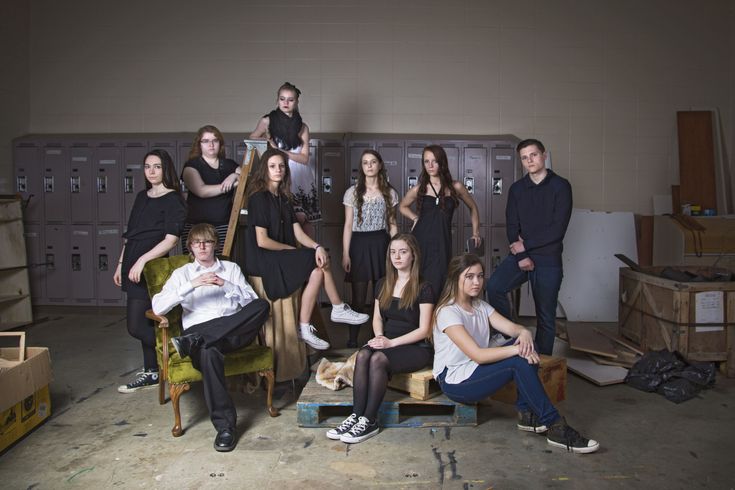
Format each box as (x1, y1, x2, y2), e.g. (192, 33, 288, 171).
(314, 244, 322, 251)
(118, 261, 123, 264)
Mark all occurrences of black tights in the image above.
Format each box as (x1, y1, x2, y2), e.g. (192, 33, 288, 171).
(348, 281, 376, 345)
(351, 348, 390, 422)
(126, 297, 157, 372)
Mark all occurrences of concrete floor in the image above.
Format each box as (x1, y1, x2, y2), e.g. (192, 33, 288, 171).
(1, 307, 734, 489)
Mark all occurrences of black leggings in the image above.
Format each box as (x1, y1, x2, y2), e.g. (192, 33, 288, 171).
(351, 344, 432, 422)
(126, 297, 157, 371)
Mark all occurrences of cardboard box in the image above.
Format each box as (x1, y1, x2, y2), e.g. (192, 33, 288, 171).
(481, 355, 567, 405)
(0, 346, 52, 452)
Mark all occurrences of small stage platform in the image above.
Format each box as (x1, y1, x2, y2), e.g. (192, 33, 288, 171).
(296, 375, 477, 428)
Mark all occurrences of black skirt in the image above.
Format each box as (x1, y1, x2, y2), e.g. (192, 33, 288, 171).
(254, 247, 316, 300)
(346, 230, 390, 283)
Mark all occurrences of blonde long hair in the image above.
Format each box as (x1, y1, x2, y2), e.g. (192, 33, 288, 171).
(378, 234, 422, 311)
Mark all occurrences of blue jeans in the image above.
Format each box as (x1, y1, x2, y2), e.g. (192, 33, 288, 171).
(437, 355, 560, 426)
(486, 255, 563, 355)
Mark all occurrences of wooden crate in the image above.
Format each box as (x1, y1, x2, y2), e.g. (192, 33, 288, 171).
(481, 355, 567, 405)
(297, 376, 476, 428)
(618, 266, 735, 377)
(388, 368, 440, 401)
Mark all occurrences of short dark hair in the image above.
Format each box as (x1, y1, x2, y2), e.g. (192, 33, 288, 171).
(516, 138, 546, 154)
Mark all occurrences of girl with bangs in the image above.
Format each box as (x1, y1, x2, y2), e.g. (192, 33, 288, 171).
(341, 149, 399, 347)
(326, 234, 434, 444)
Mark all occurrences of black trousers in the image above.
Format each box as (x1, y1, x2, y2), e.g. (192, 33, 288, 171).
(186, 299, 270, 431)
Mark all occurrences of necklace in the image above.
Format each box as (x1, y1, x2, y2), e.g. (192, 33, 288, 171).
(428, 181, 441, 205)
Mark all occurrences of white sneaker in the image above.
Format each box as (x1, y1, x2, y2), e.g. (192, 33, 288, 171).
(340, 416, 379, 444)
(330, 304, 369, 325)
(326, 413, 358, 440)
(298, 324, 330, 350)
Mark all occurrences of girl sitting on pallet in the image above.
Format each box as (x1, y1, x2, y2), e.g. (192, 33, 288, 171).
(432, 253, 600, 454)
(327, 234, 435, 444)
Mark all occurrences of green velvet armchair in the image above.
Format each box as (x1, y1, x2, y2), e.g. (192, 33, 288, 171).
(143, 255, 279, 437)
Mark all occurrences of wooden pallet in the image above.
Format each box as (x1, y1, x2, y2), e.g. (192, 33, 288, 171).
(297, 375, 476, 428)
(387, 368, 440, 400)
(481, 354, 567, 405)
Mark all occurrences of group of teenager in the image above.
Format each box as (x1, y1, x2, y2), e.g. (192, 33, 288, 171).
(112, 81, 599, 454)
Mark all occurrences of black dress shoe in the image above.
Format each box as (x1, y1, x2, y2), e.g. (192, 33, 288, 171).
(171, 334, 203, 359)
(214, 428, 236, 452)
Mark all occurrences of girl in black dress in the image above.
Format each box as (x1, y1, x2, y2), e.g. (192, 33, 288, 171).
(244, 148, 369, 351)
(250, 82, 319, 236)
(326, 234, 434, 444)
(399, 144, 481, 296)
(181, 125, 241, 253)
(342, 150, 399, 347)
(114, 149, 186, 393)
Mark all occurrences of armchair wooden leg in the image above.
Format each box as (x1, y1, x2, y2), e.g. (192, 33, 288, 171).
(158, 377, 166, 405)
(169, 383, 191, 437)
(259, 369, 279, 417)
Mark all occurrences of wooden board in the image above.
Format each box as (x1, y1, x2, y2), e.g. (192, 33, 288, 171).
(566, 323, 618, 358)
(481, 354, 566, 405)
(553, 340, 628, 386)
(0, 332, 26, 362)
(388, 368, 441, 401)
(222, 144, 259, 258)
(677, 111, 717, 212)
(297, 375, 476, 428)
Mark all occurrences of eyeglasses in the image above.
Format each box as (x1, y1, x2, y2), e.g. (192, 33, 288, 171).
(201, 139, 219, 145)
(191, 240, 215, 247)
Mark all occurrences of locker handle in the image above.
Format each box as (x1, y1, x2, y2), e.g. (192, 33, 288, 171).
(407, 176, 418, 189)
(44, 176, 54, 193)
(464, 177, 474, 194)
(322, 176, 332, 194)
(97, 175, 107, 193)
(46, 253, 55, 271)
(72, 254, 82, 272)
(71, 176, 81, 193)
(124, 175, 134, 193)
(98, 254, 108, 272)
(492, 177, 503, 195)
(16, 175, 27, 192)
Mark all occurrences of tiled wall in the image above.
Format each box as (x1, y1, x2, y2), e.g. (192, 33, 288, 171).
(15, 0, 735, 213)
(0, 1, 30, 194)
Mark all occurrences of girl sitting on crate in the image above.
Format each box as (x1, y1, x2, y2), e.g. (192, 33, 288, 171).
(432, 253, 600, 454)
(327, 234, 435, 444)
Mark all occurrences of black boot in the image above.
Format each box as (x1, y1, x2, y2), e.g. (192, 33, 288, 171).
(171, 333, 203, 359)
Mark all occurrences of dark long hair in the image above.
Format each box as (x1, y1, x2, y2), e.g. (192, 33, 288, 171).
(417, 144, 458, 216)
(189, 125, 227, 160)
(354, 149, 396, 227)
(144, 149, 179, 192)
(378, 234, 422, 311)
(247, 148, 293, 199)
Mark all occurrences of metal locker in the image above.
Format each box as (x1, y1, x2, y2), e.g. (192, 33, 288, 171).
(13, 140, 43, 223)
(489, 226, 509, 274)
(461, 145, 488, 226)
(122, 143, 149, 223)
(149, 138, 178, 168)
(42, 143, 70, 223)
(178, 141, 193, 175)
(44, 224, 69, 304)
(443, 144, 461, 183)
(96, 225, 124, 306)
(317, 142, 346, 225)
(94, 144, 123, 224)
(316, 224, 346, 303)
(69, 143, 94, 223)
(347, 141, 372, 189)
(23, 224, 45, 304)
(460, 224, 488, 270)
(376, 142, 405, 228)
(70, 225, 95, 305)
(490, 147, 517, 225)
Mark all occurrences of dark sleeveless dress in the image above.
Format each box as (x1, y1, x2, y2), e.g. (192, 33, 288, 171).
(411, 195, 456, 297)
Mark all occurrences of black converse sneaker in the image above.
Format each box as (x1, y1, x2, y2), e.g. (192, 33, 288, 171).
(117, 370, 159, 394)
(326, 413, 358, 440)
(517, 410, 548, 433)
(546, 417, 600, 454)
(340, 416, 379, 444)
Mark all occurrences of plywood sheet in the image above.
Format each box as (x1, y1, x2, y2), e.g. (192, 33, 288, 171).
(566, 323, 617, 358)
(553, 340, 628, 386)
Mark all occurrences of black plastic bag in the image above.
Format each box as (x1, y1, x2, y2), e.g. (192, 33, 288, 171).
(625, 350, 715, 403)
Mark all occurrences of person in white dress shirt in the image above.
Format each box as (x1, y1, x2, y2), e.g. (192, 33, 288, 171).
(152, 223, 270, 452)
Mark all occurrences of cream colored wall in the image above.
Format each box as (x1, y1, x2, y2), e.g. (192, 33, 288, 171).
(19, 0, 735, 213)
(0, 1, 30, 194)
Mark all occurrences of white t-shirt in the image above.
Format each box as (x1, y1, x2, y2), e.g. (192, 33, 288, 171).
(432, 300, 506, 384)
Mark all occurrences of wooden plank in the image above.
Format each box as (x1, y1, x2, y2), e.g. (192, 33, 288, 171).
(482, 354, 566, 405)
(594, 328, 645, 355)
(588, 354, 633, 368)
(678, 111, 717, 212)
(566, 323, 617, 358)
(388, 368, 440, 401)
(553, 340, 628, 386)
(221, 144, 258, 259)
